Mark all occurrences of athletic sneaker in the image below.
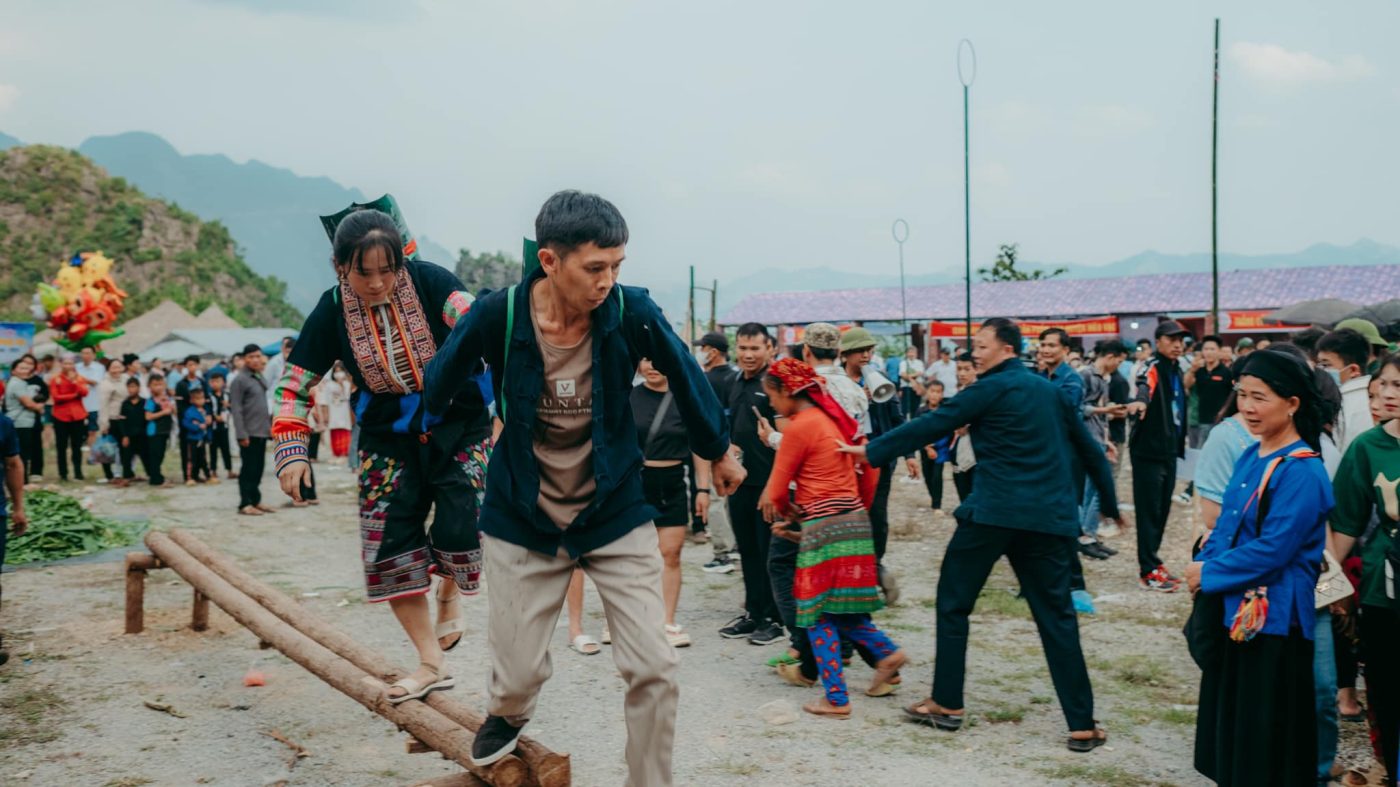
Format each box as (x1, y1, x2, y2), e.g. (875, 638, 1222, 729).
(1078, 540, 1114, 561)
(1172, 492, 1191, 504)
(1097, 521, 1121, 538)
(665, 624, 692, 648)
(719, 614, 758, 639)
(702, 557, 735, 574)
(1139, 567, 1180, 593)
(471, 715, 524, 767)
(747, 620, 786, 646)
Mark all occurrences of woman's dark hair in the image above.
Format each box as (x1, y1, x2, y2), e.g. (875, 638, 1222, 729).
(535, 190, 629, 256)
(10, 356, 34, 372)
(332, 209, 405, 274)
(106, 357, 124, 370)
(1382, 351, 1400, 376)
(1237, 345, 1327, 452)
(980, 318, 1023, 355)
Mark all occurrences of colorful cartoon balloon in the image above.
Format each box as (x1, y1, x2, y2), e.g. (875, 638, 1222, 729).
(35, 251, 128, 351)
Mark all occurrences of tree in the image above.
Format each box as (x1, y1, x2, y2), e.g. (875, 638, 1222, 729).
(977, 243, 1067, 283)
(453, 248, 520, 292)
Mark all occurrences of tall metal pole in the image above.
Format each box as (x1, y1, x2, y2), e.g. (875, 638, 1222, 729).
(1210, 19, 1220, 334)
(959, 40, 977, 345)
(710, 278, 718, 331)
(688, 264, 696, 343)
(892, 219, 910, 350)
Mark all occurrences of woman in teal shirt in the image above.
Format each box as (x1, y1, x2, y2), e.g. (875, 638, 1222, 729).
(1188, 348, 1334, 787)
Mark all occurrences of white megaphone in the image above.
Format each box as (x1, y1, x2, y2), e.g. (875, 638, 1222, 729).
(861, 365, 897, 403)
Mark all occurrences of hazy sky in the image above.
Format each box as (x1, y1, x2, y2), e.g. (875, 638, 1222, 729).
(2, 0, 1397, 293)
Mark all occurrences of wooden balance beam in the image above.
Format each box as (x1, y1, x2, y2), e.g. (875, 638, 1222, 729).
(127, 529, 570, 787)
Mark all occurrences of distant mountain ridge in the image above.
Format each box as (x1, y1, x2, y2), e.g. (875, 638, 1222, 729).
(0, 132, 20, 151)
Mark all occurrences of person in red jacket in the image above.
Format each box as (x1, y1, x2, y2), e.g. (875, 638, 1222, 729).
(49, 355, 90, 482)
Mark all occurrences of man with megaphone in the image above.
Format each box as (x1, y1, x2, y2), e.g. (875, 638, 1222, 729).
(837, 327, 914, 604)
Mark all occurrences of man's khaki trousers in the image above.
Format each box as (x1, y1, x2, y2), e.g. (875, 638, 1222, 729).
(483, 525, 679, 787)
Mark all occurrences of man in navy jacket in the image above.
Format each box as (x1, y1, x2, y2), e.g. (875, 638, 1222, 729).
(426, 191, 745, 785)
(845, 318, 1120, 752)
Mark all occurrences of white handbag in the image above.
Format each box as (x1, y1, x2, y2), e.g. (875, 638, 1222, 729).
(1315, 550, 1353, 609)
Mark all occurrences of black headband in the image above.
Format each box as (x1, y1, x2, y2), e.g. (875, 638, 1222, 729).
(1237, 347, 1317, 401)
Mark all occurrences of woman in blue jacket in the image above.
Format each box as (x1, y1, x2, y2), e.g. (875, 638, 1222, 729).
(1187, 347, 1334, 786)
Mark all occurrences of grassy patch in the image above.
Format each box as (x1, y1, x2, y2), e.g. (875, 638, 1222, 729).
(883, 621, 928, 633)
(1030, 695, 1053, 705)
(1040, 763, 1175, 786)
(973, 587, 1031, 619)
(984, 705, 1027, 724)
(0, 685, 66, 745)
(103, 779, 155, 787)
(1105, 654, 1170, 688)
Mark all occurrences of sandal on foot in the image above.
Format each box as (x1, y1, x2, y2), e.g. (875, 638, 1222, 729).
(387, 662, 455, 705)
(435, 590, 465, 652)
(766, 650, 800, 668)
(904, 698, 964, 731)
(569, 634, 602, 656)
(803, 699, 851, 719)
(866, 672, 903, 698)
(868, 650, 907, 695)
(1067, 723, 1107, 753)
(776, 662, 815, 688)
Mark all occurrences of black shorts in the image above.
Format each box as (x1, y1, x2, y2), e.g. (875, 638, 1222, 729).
(642, 463, 690, 527)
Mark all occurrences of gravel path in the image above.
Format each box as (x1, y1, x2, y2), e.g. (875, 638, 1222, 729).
(0, 460, 1370, 786)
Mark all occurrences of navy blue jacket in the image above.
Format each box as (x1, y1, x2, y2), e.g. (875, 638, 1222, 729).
(866, 358, 1119, 537)
(425, 269, 730, 557)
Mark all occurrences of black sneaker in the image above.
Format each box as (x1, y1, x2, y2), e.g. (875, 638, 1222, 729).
(702, 557, 735, 574)
(719, 614, 758, 639)
(1078, 541, 1113, 561)
(1095, 541, 1118, 556)
(747, 620, 785, 646)
(471, 715, 524, 767)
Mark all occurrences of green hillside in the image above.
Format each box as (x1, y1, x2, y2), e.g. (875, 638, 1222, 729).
(0, 145, 302, 327)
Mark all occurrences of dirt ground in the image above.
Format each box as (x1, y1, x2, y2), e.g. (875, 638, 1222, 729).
(0, 455, 1373, 786)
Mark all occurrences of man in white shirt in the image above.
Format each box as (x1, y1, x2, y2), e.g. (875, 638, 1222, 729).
(1316, 328, 1374, 453)
(897, 345, 925, 421)
(75, 346, 106, 445)
(925, 345, 959, 396)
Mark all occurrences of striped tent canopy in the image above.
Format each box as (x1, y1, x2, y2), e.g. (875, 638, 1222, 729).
(720, 264, 1400, 325)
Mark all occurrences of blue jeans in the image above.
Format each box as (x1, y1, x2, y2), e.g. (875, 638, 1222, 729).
(1079, 482, 1100, 537)
(1314, 607, 1339, 782)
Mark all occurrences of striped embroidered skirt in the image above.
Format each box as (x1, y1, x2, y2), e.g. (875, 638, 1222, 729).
(794, 503, 883, 628)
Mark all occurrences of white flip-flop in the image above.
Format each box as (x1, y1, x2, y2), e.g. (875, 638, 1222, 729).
(569, 634, 602, 656)
(387, 662, 455, 705)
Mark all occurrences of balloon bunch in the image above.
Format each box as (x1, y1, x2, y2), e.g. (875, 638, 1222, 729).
(31, 251, 129, 351)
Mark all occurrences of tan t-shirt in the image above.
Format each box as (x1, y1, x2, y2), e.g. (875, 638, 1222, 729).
(533, 320, 595, 529)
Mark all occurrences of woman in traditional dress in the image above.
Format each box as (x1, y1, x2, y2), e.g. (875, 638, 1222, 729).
(273, 209, 492, 704)
(759, 358, 905, 718)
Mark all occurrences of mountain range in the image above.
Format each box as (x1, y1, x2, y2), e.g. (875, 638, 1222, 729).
(3, 128, 1397, 323)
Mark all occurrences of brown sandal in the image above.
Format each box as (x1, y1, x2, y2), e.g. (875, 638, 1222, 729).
(903, 698, 964, 730)
(1067, 723, 1107, 753)
(803, 699, 851, 719)
(868, 650, 907, 696)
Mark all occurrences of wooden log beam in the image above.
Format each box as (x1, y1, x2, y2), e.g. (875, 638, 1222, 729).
(168, 528, 570, 786)
(191, 589, 209, 632)
(124, 552, 160, 634)
(144, 531, 528, 787)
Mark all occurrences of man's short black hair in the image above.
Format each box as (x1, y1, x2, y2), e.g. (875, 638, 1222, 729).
(1094, 339, 1129, 357)
(535, 190, 629, 257)
(184, 355, 200, 366)
(980, 317, 1023, 355)
(1317, 329, 1370, 371)
(125, 376, 141, 387)
(1200, 334, 1223, 349)
(1136, 338, 1151, 349)
(148, 372, 166, 382)
(809, 346, 838, 362)
(242, 343, 264, 356)
(956, 352, 974, 364)
(1038, 327, 1071, 347)
(209, 371, 226, 381)
(189, 386, 206, 397)
(925, 378, 945, 390)
(232, 352, 244, 360)
(735, 322, 773, 345)
(1290, 327, 1324, 357)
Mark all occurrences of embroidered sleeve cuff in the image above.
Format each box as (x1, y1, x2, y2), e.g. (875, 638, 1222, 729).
(274, 432, 310, 475)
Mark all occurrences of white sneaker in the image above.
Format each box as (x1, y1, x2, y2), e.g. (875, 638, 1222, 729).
(1097, 521, 1121, 539)
(665, 624, 692, 648)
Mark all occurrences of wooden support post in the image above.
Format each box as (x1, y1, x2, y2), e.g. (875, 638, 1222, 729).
(191, 589, 209, 632)
(144, 532, 529, 787)
(124, 552, 160, 635)
(167, 529, 570, 786)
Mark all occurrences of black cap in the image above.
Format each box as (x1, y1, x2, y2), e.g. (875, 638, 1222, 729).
(693, 331, 728, 354)
(1154, 320, 1191, 339)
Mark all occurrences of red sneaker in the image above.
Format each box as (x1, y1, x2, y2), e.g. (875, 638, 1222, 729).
(1139, 567, 1180, 593)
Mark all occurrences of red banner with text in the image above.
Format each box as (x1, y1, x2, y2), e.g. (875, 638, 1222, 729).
(928, 315, 1120, 339)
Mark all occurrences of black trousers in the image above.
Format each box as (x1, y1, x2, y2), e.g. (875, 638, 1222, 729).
(932, 519, 1094, 731)
(15, 426, 42, 479)
(728, 484, 778, 623)
(901, 387, 920, 421)
(952, 466, 975, 504)
(119, 434, 141, 479)
(186, 441, 210, 481)
(1362, 605, 1400, 787)
(209, 427, 231, 472)
(238, 437, 267, 508)
(144, 433, 169, 485)
(920, 455, 945, 509)
(869, 460, 894, 563)
(1131, 454, 1177, 576)
(53, 419, 86, 480)
(308, 431, 321, 461)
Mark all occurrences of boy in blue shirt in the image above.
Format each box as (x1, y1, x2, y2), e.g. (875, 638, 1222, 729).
(915, 380, 954, 510)
(181, 387, 213, 485)
(143, 374, 176, 487)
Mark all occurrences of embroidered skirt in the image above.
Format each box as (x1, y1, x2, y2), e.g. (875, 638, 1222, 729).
(357, 422, 490, 602)
(794, 505, 883, 628)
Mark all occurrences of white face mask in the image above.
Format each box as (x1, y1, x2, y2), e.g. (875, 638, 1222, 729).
(333, 371, 347, 382)
(694, 348, 710, 366)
